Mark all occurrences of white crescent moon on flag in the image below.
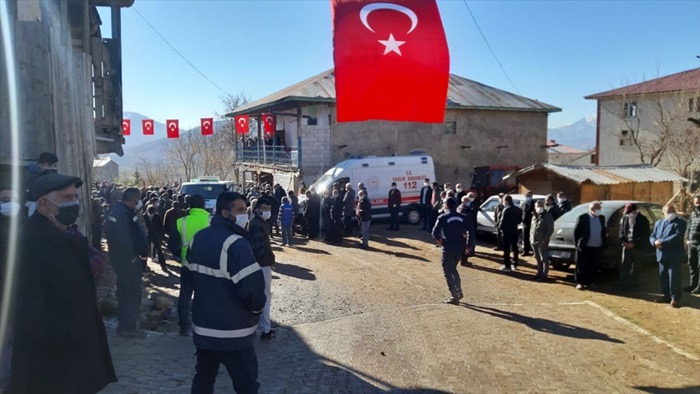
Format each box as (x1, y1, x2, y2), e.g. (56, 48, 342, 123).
(265, 116, 273, 125)
(238, 118, 246, 126)
(145, 122, 152, 129)
(122, 121, 128, 130)
(204, 121, 211, 127)
(360, 3, 418, 34)
(169, 123, 176, 130)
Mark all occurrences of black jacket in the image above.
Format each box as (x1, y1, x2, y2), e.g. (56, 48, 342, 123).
(304, 194, 321, 221)
(457, 202, 479, 227)
(105, 202, 149, 263)
(420, 186, 432, 206)
(144, 212, 164, 239)
(558, 199, 572, 214)
(248, 215, 275, 267)
(357, 196, 372, 222)
(13, 214, 116, 393)
(619, 212, 650, 247)
(521, 199, 535, 227)
(331, 195, 344, 222)
(686, 207, 700, 245)
(343, 189, 356, 216)
(432, 211, 473, 251)
(388, 189, 402, 209)
(499, 205, 522, 233)
(574, 213, 607, 249)
(546, 204, 562, 221)
(322, 196, 333, 223)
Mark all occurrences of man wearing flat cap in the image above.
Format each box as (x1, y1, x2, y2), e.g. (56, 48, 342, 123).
(11, 173, 117, 393)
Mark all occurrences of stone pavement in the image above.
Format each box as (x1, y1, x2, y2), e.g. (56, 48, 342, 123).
(101, 301, 700, 393)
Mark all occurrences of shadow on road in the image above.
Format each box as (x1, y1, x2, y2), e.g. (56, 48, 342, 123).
(461, 304, 625, 344)
(273, 262, 317, 281)
(632, 386, 700, 393)
(292, 246, 332, 255)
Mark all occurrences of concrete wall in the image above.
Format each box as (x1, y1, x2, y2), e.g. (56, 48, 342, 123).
(278, 105, 334, 181)
(331, 108, 550, 186)
(597, 90, 700, 171)
(548, 151, 594, 165)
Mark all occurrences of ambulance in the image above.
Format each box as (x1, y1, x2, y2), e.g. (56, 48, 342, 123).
(303, 155, 435, 224)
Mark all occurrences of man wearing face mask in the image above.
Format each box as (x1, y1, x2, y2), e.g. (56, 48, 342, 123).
(387, 182, 402, 231)
(432, 197, 472, 304)
(248, 197, 276, 340)
(420, 178, 433, 232)
(530, 200, 554, 281)
(321, 190, 333, 242)
(185, 192, 265, 392)
(498, 195, 522, 272)
(455, 183, 466, 203)
(521, 191, 535, 257)
(650, 204, 687, 307)
(557, 192, 572, 214)
(457, 193, 479, 266)
(685, 196, 700, 294)
(13, 173, 117, 393)
(618, 203, 649, 289)
(105, 187, 150, 338)
(573, 201, 607, 290)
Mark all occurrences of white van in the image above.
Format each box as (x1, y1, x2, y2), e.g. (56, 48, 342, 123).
(302, 155, 435, 224)
(180, 177, 240, 212)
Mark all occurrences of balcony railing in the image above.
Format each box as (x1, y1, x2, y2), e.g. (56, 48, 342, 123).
(235, 145, 299, 167)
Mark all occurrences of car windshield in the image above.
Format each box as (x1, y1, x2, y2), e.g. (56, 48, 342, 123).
(181, 184, 227, 200)
(557, 203, 622, 224)
(309, 174, 334, 194)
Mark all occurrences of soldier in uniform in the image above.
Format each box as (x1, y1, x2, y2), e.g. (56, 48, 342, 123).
(432, 198, 473, 305)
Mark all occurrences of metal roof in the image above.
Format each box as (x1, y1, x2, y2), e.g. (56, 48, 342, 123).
(93, 156, 114, 168)
(586, 67, 700, 100)
(546, 140, 590, 154)
(227, 69, 560, 117)
(505, 163, 685, 185)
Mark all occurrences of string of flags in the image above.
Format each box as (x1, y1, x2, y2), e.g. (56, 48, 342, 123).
(121, 114, 277, 139)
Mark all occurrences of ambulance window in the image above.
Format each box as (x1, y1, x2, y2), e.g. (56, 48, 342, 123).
(336, 177, 350, 189)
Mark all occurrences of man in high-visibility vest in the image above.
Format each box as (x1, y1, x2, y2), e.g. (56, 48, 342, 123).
(176, 194, 210, 336)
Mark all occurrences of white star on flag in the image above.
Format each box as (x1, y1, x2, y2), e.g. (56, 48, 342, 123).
(378, 34, 405, 56)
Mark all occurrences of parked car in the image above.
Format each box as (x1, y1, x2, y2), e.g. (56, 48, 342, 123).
(476, 193, 546, 236)
(547, 200, 664, 271)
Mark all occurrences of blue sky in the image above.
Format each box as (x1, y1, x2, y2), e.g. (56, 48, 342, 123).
(99, 1, 700, 129)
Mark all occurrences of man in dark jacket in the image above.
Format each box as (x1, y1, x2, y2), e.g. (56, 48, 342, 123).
(144, 204, 167, 271)
(265, 190, 280, 237)
(287, 190, 299, 235)
(545, 194, 562, 221)
(433, 197, 472, 305)
(573, 201, 607, 290)
(493, 193, 505, 251)
(457, 193, 479, 266)
(531, 200, 554, 281)
(498, 195, 522, 272)
(686, 195, 700, 294)
(185, 192, 266, 392)
(13, 174, 116, 393)
(105, 187, 150, 337)
(521, 191, 535, 256)
(618, 203, 650, 288)
(329, 190, 344, 245)
(650, 204, 686, 307)
(387, 182, 402, 231)
(557, 192, 572, 214)
(321, 190, 333, 242)
(420, 178, 433, 231)
(304, 190, 321, 239)
(343, 184, 356, 236)
(248, 197, 276, 340)
(357, 190, 372, 249)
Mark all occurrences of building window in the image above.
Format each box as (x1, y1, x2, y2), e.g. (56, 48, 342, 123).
(444, 121, 456, 135)
(307, 117, 318, 126)
(691, 97, 700, 113)
(619, 130, 633, 146)
(590, 153, 596, 164)
(623, 101, 637, 118)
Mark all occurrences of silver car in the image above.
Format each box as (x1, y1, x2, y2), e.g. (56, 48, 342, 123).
(477, 193, 546, 236)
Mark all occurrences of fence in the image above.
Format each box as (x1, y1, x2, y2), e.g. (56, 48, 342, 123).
(236, 145, 299, 167)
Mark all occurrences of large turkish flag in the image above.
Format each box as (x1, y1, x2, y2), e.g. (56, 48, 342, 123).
(332, 0, 449, 123)
(262, 113, 276, 135)
(142, 119, 154, 135)
(201, 118, 214, 135)
(235, 115, 249, 134)
(166, 119, 179, 139)
(122, 119, 131, 136)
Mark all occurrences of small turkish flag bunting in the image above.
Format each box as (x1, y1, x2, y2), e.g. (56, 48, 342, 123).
(142, 119, 154, 135)
(166, 119, 179, 139)
(201, 118, 214, 135)
(235, 115, 249, 134)
(122, 119, 131, 136)
(262, 113, 276, 134)
(332, 0, 450, 123)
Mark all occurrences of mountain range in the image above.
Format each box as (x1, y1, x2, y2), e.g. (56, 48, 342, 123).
(109, 112, 597, 173)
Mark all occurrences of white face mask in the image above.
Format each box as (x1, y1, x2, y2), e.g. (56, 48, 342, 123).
(0, 202, 21, 217)
(665, 213, 676, 221)
(468, 197, 474, 202)
(536, 207, 544, 214)
(456, 188, 463, 192)
(593, 209, 601, 217)
(424, 183, 429, 187)
(261, 211, 271, 220)
(236, 213, 249, 228)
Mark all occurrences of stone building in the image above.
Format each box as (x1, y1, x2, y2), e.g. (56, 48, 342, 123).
(227, 69, 560, 190)
(93, 156, 120, 183)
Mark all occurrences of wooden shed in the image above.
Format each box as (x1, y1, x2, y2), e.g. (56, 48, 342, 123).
(505, 163, 685, 206)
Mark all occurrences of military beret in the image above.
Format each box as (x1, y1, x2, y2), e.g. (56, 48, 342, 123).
(31, 173, 83, 200)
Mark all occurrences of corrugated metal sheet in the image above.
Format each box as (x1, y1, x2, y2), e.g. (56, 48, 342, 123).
(510, 163, 685, 185)
(93, 156, 112, 168)
(586, 67, 700, 99)
(228, 69, 560, 116)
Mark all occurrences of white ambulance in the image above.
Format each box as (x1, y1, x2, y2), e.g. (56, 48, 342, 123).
(303, 155, 435, 224)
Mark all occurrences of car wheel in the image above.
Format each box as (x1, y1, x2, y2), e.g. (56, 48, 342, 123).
(404, 205, 421, 225)
(551, 261, 570, 271)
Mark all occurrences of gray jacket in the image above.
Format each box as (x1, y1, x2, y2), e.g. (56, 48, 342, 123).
(530, 210, 554, 244)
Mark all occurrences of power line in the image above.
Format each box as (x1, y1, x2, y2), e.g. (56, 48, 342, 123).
(131, 7, 230, 97)
(461, 0, 519, 93)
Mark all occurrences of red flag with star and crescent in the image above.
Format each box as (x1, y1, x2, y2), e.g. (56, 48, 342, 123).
(262, 113, 276, 135)
(142, 119, 154, 135)
(332, 0, 449, 123)
(235, 115, 249, 134)
(166, 119, 179, 139)
(201, 118, 214, 135)
(122, 119, 131, 136)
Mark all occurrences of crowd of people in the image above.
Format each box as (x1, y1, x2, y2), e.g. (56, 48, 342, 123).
(1, 151, 699, 392)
